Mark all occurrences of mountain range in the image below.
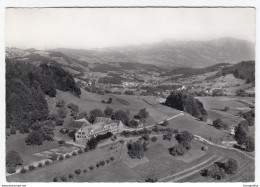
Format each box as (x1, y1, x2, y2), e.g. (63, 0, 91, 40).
(52, 37, 255, 68)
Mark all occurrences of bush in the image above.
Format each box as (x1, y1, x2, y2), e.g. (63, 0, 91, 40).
(175, 131, 194, 143)
(58, 140, 65, 145)
(89, 165, 94, 170)
(45, 160, 50, 165)
(100, 161, 105, 166)
(75, 169, 81, 175)
(68, 174, 74, 179)
(50, 154, 58, 161)
(65, 154, 70, 159)
(6, 151, 23, 168)
(213, 118, 228, 130)
(163, 132, 173, 141)
(72, 152, 77, 156)
(83, 169, 88, 173)
(10, 127, 16, 134)
(145, 177, 158, 182)
(53, 177, 58, 182)
(96, 163, 100, 168)
(179, 140, 191, 150)
(38, 162, 43, 167)
(224, 158, 239, 174)
(59, 156, 64, 161)
(142, 134, 150, 141)
(223, 106, 230, 111)
(106, 159, 110, 164)
(151, 136, 158, 142)
(110, 156, 115, 161)
(28, 165, 35, 171)
(60, 176, 67, 182)
(78, 149, 83, 154)
(161, 120, 169, 126)
(84, 146, 89, 152)
(245, 137, 255, 152)
(7, 166, 16, 174)
(169, 144, 186, 156)
(20, 167, 27, 173)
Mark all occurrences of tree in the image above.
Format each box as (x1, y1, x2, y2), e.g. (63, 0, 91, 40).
(175, 131, 194, 143)
(26, 130, 44, 145)
(213, 118, 228, 130)
(89, 109, 103, 123)
(50, 153, 58, 161)
(224, 158, 239, 174)
(57, 107, 67, 119)
(56, 99, 66, 108)
(127, 141, 144, 159)
(75, 169, 81, 175)
(151, 136, 158, 142)
(179, 140, 191, 150)
(245, 137, 255, 152)
(163, 131, 173, 141)
(234, 121, 248, 145)
(137, 108, 149, 119)
(114, 110, 129, 124)
(161, 120, 169, 126)
(6, 151, 23, 168)
(169, 144, 186, 156)
(165, 91, 207, 120)
(107, 97, 113, 104)
(87, 138, 98, 150)
(104, 106, 114, 117)
(223, 106, 230, 111)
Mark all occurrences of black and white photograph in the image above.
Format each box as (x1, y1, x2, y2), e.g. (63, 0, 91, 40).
(1, 2, 258, 184)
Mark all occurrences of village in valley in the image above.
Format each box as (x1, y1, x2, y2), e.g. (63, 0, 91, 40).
(5, 8, 255, 183)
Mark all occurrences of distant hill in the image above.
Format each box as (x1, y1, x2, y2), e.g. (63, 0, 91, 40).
(214, 60, 255, 84)
(161, 63, 230, 78)
(53, 37, 255, 68)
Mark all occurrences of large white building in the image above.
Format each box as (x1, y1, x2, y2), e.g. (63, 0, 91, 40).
(75, 117, 124, 144)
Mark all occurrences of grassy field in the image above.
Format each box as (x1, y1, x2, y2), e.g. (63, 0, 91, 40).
(6, 133, 61, 165)
(50, 89, 181, 127)
(167, 114, 228, 143)
(7, 141, 124, 182)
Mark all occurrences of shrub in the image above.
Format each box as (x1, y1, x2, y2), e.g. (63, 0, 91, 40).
(84, 146, 89, 152)
(175, 131, 194, 143)
(83, 169, 88, 173)
(68, 174, 74, 179)
(20, 167, 27, 173)
(145, 177, 158, 182)
(110, 156, 115, 161)
(89, 165, 94, 170)
(58, 140, 65, 145)
(161, 120, 169, 126)
(10, 128, 16, 134)
(78, 149, 83, 154)
(60, 176, 67, 182)
(106, 159, 110, 164)
(75, 169, 81, 175)
(38, 162, 43, 167)
(169, 144, 186, 156)
(6, 151, 23, 168)
(163, 132, 173, 141)
(142, 134, 150, 141)
(59, 156, 64, 161)
(28, 165, 35, 171)
(53, 177, 58, 182)
(223, 106, 230, 111)
(151, 136, 158, 142)
(7, 166, 16, 174)
(50, 154, 58, 161)
(179, 140, 191, 150)
(224, 158, 239, 174)
(45, 160, 50, 165)
(245, 137, 255, 152)
(96, 163, 100, 168)
(100, 161, 105, 166)
(72, 152, 77, 156)
(65, 154, 70, 159)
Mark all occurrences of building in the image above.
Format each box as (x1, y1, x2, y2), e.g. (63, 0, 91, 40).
(75, 117, 124, 144)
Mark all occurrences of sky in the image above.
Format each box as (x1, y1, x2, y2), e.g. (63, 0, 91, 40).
(5, 8, 255, 50)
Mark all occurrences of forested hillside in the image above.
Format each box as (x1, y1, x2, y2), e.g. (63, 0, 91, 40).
(215, 60, 255, 84)
(6, 58, 81, 132)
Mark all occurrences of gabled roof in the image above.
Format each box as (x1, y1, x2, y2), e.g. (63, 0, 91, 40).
(75, 118, 90, 125)
(94, 117, 112, 124)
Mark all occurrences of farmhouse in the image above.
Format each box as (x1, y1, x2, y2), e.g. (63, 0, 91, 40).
(75, 117, 124, 144)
